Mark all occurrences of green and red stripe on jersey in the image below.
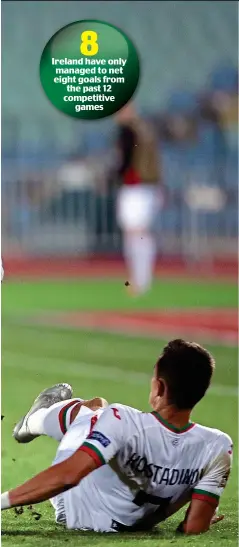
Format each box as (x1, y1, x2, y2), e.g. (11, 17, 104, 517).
(79, 441, 106, 468)
(59, 400, 81, 434)
(192, 489, 219, 507)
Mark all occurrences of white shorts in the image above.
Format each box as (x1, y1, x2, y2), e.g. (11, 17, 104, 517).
(117, 184, 158, 231)
(51, 406, 107, 530)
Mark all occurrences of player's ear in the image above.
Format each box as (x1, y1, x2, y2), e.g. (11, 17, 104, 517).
(150, 378, 165, 410)
(157, 378, 166, 398)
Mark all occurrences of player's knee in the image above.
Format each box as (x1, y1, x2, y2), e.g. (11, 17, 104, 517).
(93, 397, 109, 409)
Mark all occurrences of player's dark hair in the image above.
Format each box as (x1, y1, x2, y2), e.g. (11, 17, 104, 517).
(156, 339, 215, 409)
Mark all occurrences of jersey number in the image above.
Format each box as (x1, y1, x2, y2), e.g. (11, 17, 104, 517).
(133, 490, 172, 507)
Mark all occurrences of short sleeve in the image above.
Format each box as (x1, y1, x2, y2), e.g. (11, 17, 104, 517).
(78, 404, 126, 468)
(192, 434, 233, 507)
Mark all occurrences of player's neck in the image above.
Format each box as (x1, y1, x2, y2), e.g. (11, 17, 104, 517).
(154, 405, 192, 429)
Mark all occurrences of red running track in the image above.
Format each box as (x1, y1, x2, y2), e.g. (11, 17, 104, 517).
(35, 309, 238, 346)
(3, 256, 237, 281)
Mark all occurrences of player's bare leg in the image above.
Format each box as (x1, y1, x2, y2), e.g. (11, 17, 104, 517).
(13, 383, 108, 444)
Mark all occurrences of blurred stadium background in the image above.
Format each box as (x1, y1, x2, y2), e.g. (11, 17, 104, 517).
(2, 0, 238, 262)
(1, 2, 238, 544)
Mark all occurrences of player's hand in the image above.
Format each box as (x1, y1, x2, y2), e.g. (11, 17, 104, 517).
(210, 506, 224, 526)
(210, 512, 224, 525)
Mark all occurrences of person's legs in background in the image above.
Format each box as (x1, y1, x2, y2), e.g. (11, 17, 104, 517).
(123, 229, 156, 295)
(118, 185, 158, 295)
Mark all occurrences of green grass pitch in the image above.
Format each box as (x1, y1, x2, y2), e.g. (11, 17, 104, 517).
(1, 278, 238, 547)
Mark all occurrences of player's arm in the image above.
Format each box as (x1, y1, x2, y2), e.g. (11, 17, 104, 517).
(1, 404, 124, 510)
(179, 498, 218, 534)
(1, 450, 97, 509)
(178, 436, 233, 535)
(130, 491, 192, 531)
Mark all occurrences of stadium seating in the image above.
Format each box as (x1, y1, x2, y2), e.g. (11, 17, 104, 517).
(2, 1, 237, 153)
(2, 1, 237, 246)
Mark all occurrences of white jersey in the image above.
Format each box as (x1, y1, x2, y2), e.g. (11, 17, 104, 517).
(53, 403, 233, 532)
(1, 259, 4, 282)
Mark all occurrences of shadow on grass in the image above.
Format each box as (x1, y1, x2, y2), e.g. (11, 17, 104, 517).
(2, 529, 163, 540)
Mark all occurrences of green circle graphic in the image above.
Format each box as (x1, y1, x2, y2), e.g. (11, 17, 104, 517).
(40, 20, 140, 120)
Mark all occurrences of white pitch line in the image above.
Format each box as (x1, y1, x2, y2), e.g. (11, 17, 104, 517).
(3, 350, 238, 398)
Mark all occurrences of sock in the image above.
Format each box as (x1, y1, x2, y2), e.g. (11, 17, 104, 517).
(123, 233, 156, 292)
(27, 398, 83, 442)
(136, 234, 156, 291)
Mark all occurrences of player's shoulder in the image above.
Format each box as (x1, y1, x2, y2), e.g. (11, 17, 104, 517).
(104, 403, 143, 426)
(107, 403, 142, 418)
(194, 423, 233, 452)
(107, 404, 155, 434)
